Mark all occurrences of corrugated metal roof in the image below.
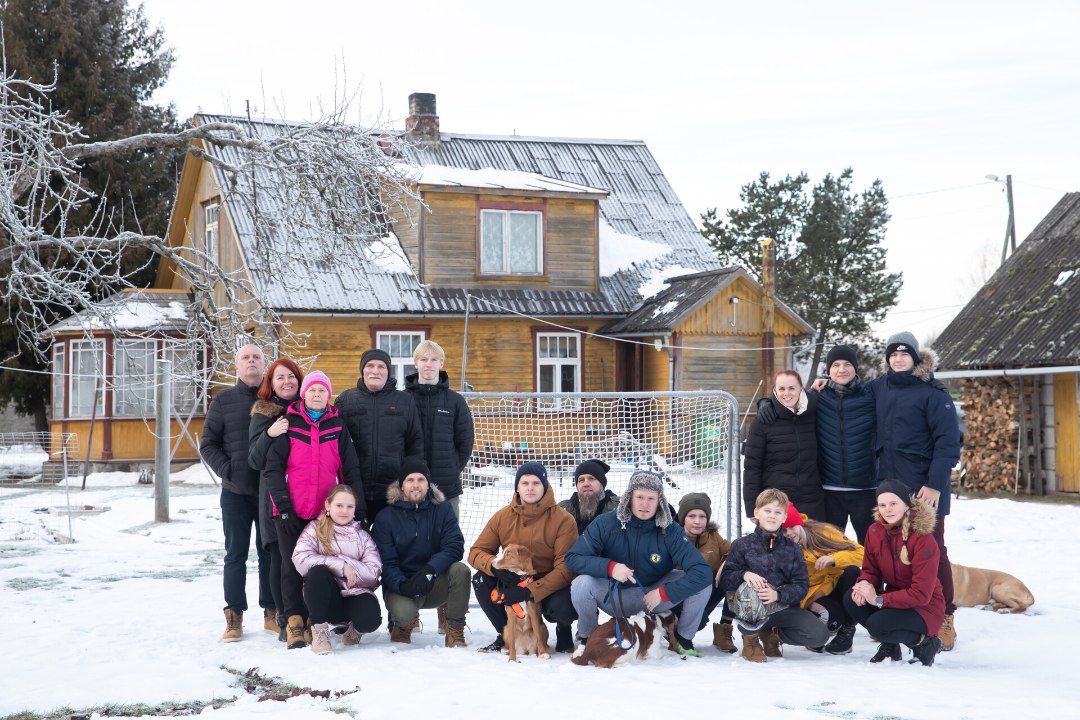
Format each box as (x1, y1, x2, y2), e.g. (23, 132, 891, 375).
(50, 290, 193, 334)
(600, 268, 739, 334)
(935, 193, 1080, 370)
(192, 115, 720, 316)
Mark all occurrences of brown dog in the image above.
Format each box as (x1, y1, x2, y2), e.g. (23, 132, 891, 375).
(571, 611, 680, 669)
(951, 562, 1034, 613)
(497, 544, 551, 661)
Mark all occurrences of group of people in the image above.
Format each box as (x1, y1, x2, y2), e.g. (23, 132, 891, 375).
(201, 329, 958, 666)
(743, 330, 961, 663)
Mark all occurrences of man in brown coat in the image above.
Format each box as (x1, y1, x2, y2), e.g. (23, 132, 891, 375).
(469, 461, 579, 653)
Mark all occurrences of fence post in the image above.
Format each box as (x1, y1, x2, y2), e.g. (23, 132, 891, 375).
(155, 358, 171, 522)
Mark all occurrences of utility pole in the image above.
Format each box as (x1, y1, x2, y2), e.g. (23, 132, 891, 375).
(988, 173, 1018, 264)
(761, 238, 776, 394)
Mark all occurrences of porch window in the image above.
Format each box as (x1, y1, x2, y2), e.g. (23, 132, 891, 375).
(51, 344, 65, 419)
(376, 331, 426, 387)
(68, 340, 105, 418)
(165, 340, 203, 414)
(536, 332, 581, 411)
(480, 209, 542, 274)
(113, 340, 156, 417)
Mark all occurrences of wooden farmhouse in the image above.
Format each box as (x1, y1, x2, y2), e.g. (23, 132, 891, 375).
(934, 192, 1080, 495)
(48, 93, 811, 469)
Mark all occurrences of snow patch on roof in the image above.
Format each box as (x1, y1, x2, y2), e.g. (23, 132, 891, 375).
(1054, 269, 1076, 286)
(599, 219, 671, 277)
(400, 164, 605, 194)
(364, 232, 413, 274)
(652, 300, 680, 318)
(67, 300, 190, 331)
(638, 265, 699, 300)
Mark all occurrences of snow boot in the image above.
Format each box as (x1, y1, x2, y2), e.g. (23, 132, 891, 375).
(477, 635, 505, 653)
(741, 632, 767, 663)
(825, 624, 856, 655)
(276, 612, 287, 642)
(222, 609, 242, 642)
(342, 622, 363, 646)
(390, 619, 418, 644)
(908, 635, 943, 666)
(870, 642, 902, 663)
(303, 617, 313, 645)
(712, 622, 737, 654)
(555, 623, 575, 653)
(938, 613, 956, 651)
(286, 614, 307, 649)
(437, 605, 447, 635)
(262, 608, 278, 635)
(445, 620, 467, 648)
(762, 627, 783, 657)
(310, 622, 332, 655)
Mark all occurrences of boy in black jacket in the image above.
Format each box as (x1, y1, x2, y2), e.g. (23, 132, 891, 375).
(720, 489, 829, 662)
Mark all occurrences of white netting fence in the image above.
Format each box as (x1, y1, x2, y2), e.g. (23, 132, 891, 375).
(0, 432, 79, 485)
(458, 391, 741, 546)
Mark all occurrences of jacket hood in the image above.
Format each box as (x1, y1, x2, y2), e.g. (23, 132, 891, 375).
(872, 495, 937, 536)
(385, 482, 447, 505)
(509, 482, 557, 511)
(404, 370, 450, 391)
(251, 398, 287, 418)
(882, 348, 939, 382)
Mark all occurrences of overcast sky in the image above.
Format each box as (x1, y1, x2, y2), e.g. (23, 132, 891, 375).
(139, 0, 1080, 346)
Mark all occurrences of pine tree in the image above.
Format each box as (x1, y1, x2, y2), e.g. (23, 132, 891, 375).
(0, 0, 178, 430)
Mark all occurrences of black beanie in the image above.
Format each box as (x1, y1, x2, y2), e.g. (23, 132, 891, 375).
(515, 461, 548, 493)
(574, 459, 610, 488)
(360, 348, 392, 373)
(677, 492, 712, 524)
(825, 345, 859, 375)
(398, 457, 431, 486)
(875, 479, 912, 505)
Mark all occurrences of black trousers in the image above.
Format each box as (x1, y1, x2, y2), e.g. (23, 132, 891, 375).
(472, 571, 576, 633)
(267, 541, 283, 619)
(754, 606, 830, 647)
(274, 514, 311, 618)
(813, 565, 860, 628)
(824, 489, 876, 544)
(302, 565, 382, 631)
(844, 593, 927, 647)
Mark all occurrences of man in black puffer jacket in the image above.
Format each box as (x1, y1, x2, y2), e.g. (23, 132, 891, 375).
(200, 344, 272, 642)
(404, 340, 474, 518)
(335, 348, 424, 522)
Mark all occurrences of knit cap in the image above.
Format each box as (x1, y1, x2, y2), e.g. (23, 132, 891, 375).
(677, 492, 712, 524)
(574, 459, 610, 488)
(885, 331, 920, 367)
(825, 345, 859, 375)
(781, 501, 804, 529)
(876, 479, 912, 506)
(360, 348, 392, 373)
(300, 370, 332, 397)
(398, 457, 431, 486)
(515, 461, 548, 493)
(616, 470, 672, 528)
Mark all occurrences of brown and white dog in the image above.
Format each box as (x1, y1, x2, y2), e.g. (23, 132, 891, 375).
(497, 544, 551, 661)
(571, 611, 680, 669)
(951, 562, 1035, 613)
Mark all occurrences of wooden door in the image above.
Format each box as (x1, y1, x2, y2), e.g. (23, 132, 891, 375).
(1053, 373, 1079, 493)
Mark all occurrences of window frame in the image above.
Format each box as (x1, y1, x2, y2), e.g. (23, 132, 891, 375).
(534, 331, 583, 412)
(113, 339, 157, 418)
(51, 343, 65, 419)
(478, 203, 545, 276)
(203, 199, 220, 266)
(67, 339, 106, 419)
(373, 328, 429, 388)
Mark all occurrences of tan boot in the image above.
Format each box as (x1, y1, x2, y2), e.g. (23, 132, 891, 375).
(303, 617, 313, 645)
(437, 605, 448, 635)
(390, 619, 419, 644)
(310, 622, 332, 655)
(342, 622, 363, 646)
(712, 623, 737, 654)
(741, 632, 766, 663)
(445, 620, 467, 648)
(939, 614, 956, 651)
(222, 609, 243, 642)
(263, 609, 278, 635)
(762, 627, 783, 657)
(286, 614, 307, 649)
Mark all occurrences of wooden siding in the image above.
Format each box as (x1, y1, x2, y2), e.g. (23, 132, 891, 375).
(680, 276, 808, 337)
(280, 315, 617, 399)
(676, 334, 769, 411)
(643, 344, 671, 393)
(416, 191, 597, 291)
(1054, 374, 1079, 493)
(50, 418, 201, 462)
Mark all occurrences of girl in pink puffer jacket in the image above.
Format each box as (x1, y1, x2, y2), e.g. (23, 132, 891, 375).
(293, 485, 383, 654)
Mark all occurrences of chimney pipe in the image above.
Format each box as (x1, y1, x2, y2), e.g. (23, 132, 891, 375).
(406, 92, 440, 144)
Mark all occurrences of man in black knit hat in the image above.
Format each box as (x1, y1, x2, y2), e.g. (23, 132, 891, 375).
(558, 459, 620, 534)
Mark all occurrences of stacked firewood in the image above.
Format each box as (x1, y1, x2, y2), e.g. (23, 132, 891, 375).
(956, 378, 1020, 493)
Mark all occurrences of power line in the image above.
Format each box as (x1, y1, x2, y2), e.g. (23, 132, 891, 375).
(891, 181, 995, 200)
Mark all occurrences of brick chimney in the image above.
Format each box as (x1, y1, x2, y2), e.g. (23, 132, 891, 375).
(406, 92, 440, 144)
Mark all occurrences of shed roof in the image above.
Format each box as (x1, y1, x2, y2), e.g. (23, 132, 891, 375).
(934, 192, 1080, 370)
(50, 289, 193, 335)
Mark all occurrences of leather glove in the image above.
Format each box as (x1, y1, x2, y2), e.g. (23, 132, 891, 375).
(399, 565, 436, 597)
(756, 397, 777, 425)
(497, 583, 532, 605)
(492, 567, 524, 587)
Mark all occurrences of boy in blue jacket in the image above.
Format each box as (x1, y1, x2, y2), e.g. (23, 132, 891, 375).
(720, 488, 829, 662)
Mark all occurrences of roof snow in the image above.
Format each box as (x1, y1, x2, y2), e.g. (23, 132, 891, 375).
(402, 164, 606, 195)
(1054, 269, 1076, 287)
(652, 300, 680, 318)
(599, 218, 671, 277)
(363, 232, 413, 274)
(637, 265, 700, 300)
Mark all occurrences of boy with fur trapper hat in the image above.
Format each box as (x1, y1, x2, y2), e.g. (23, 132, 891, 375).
(677, 493, 734, 652)
(558, 459, 620, 534)
(567, 471, 713, 656)
(719, 489, 829, 662)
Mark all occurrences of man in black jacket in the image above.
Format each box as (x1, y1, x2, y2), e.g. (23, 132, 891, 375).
(558, 459, 619, 534)
(200, 344, 272, 642)
(404, 340, 474, 518)
(335, 348, 424, 522)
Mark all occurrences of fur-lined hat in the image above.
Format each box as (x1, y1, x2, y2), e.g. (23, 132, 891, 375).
(616, 471, 672, 528)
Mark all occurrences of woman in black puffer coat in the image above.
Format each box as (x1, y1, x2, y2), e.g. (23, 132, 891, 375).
(742, 370, 826, 521)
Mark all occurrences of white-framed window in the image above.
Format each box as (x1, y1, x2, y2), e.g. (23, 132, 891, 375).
(113, 340, 156, 417)
(51, 344, 65, 419)
(204, 203, 219, 264)
(480, 209, 542, 274)
(536, 332, 581, 411)
(68, 340, 105, 418)
(165, 340, 203, 414)
(376, 331, 425, 387)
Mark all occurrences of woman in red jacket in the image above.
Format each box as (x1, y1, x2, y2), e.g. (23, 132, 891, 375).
(844, 479, 945, 666)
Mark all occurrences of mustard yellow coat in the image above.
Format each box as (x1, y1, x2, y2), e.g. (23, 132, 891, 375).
(799, 518, 863, 607)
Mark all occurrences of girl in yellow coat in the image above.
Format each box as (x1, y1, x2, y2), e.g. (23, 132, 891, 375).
(780, 502, 863, 654)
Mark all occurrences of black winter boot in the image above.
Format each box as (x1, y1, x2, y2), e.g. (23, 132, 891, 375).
(477, 635, 505, 653)
(869, 642, 902, 663)
(908, 635, 942, 666)
(825, 624, 857, 655)
(555, 623, 575, 653)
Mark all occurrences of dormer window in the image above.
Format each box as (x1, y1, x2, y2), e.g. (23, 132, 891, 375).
(480, 208, 542, 275)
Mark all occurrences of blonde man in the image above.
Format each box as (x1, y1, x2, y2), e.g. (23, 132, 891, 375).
(404, 340, 474, 518)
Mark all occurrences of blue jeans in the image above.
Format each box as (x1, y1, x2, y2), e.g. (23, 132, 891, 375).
(221, 489, 272, 612)
(571, 570, 711, 640)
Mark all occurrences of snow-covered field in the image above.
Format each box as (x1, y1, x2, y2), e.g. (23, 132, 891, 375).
(1, 464, 1073, 720)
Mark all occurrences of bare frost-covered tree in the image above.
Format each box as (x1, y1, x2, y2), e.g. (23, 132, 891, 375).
(1, 60, 420, 390)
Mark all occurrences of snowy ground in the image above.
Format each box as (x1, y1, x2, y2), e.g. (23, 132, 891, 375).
(1, 464, 1073, 720)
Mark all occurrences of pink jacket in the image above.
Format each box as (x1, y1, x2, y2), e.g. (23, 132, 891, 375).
(292, 519, 382, 597)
